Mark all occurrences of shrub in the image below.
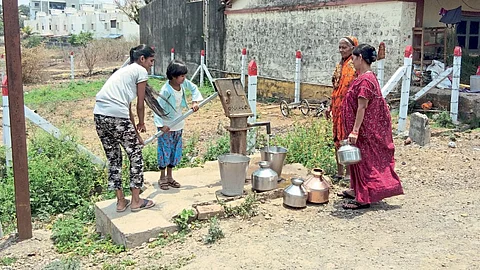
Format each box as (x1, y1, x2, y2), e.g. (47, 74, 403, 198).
(272, 120, 337, 175)
(203, 217, 224, 244)
(433, 111, 455, 128)
(203, 134, 230, 162)
(21, 45, 48, 84)
(26, 129, 105, 218)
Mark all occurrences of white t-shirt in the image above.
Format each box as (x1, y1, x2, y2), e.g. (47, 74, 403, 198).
(162, 89, 185, 131)
(93, 63, 149, 119)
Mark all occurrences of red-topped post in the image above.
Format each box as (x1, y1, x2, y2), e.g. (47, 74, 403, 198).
(2, 76, 12, 167)
(451, 46, 462, 123)
(200, 50, 205, 86)
(247, 60, 258, 153)
(294, 50, 302, 103)
(377, 42, 386, 88)
(70, 51, 74, 80)
(398, 45, 413, 133)
(240, 48, 247, 87)
(170, 47, 175, 61)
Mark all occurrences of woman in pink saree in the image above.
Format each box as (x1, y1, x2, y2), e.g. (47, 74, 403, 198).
(340, 44, 404, 210)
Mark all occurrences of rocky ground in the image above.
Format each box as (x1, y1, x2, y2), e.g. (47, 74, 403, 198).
(1, 96, 480, 269)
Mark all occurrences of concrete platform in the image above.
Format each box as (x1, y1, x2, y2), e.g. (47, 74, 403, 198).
(94, 153, 309, 248)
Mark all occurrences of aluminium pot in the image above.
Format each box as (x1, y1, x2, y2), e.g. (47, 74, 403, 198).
(303, 168, 330, 204)
(283, 178, 307, 208)
(252, 161, 278, 192)
(337, 139, 362, 165)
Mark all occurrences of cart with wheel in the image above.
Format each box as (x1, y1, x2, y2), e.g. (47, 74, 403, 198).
(280, 99, 328, 117)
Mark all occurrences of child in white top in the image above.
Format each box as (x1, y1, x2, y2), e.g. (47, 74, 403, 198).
(94, 44, 155, 212)
(153, 60, 203, 190)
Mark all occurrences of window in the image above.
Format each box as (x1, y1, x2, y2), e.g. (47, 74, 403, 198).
(105, 23, 108, 30)
(457, 15, 480, 54)
(55, 25, 58, 31)
(64, 25, 67, 31)
(110, 20, 116, 29)
(91, 23, 95, 30)
(34, 2, 39, 7)
(82, 24, 85, 30)
(36, 24, 39, 30)
(72, 4, 75, 8)
(71, 24, 74, 30)
(49, 25, 52, 30)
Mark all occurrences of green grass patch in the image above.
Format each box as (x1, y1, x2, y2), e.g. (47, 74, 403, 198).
(24, 80, 106, 105)
(272, 119, 337, 175)
(0, 257, 17, 266)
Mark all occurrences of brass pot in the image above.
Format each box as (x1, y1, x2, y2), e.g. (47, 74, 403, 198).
(303, 168, 330, 204)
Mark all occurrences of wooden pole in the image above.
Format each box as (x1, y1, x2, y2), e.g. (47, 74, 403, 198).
(3, 0, 33, 240)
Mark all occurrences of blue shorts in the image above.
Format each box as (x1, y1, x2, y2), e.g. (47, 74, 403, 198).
(157, 129, 183, 169)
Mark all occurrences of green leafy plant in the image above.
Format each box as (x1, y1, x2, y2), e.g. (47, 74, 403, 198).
(433, 111, 455, 128)
(51, 215, 125, 255)
(219, 192, 259, 219)
(177, 133, 201, 169)
(43, 257, 81, 270)
(203, 217, 224, 244)
(0, 257, 17, 266)
(272, 120, 337, 175)
(174, 209, 196, 232)
(203, 134, 230, 162)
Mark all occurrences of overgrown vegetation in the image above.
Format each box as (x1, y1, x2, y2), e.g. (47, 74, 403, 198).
(433, 111, 455, 128)
(21, 45, 48, 83)
(272, 120, 337, 175)
(219, 192, 259, 219)
(203, 133, 230, 162)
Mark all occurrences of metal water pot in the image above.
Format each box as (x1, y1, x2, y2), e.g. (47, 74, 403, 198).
(252, 161, 278, 191)
(337, 140, 362, 165)
(283, 178, 307, 208)
(303, 168, 330, 204)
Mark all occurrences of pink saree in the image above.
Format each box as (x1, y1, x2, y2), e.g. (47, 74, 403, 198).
(342, 71, 404, 204)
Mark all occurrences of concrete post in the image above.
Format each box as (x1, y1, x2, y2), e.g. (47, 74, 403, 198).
(150, 46, 155, 75)
(2, 76, 12, 167)
(377, 42, 386, 88)
(200, 50, 205, 86)
(0, 54, 5, 82)
(247, 60, 258, 153)
(70, 51, 74, 80)
(170, 47, 175, 62)
(450, 46, 461, 123)
(397, 46, 413, 133)
(240, 48, 247, 87)
(294, 50, 302, 103)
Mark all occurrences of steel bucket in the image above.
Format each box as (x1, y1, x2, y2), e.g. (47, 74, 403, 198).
(218, 153, 251, 196)
(260, 146, 288, 177)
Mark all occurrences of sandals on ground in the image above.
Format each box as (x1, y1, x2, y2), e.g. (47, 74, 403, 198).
(336, 190, 355, 200)
(167, 176, 181, 188)
(131, 199, 155, 212)
(342, 200, 370, 210)
(158, 176, 170, 190)
(116, 199, 131, 213)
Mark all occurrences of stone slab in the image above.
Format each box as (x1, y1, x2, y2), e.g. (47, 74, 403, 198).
(409, 112, 431, 146)
(95, 153, 309, 248)
(196, 204, 225, 220)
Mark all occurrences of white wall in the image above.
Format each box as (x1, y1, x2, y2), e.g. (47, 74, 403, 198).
(25, 11, 139, 40)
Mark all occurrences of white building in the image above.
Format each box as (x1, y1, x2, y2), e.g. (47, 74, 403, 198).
(29, 0, 109, 20)
(25, 3, 139, 40)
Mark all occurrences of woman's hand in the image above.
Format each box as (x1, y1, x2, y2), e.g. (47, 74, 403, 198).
(348, 131, 358, 144)
(192, 101, 199, 112)
(137, 123, 146, 133)
(160, 126, 170, 133)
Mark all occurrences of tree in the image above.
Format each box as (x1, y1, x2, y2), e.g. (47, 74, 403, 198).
(19, 5, 30, 17)
(68, 32, 94, 47)
(114, 0, 153, 25)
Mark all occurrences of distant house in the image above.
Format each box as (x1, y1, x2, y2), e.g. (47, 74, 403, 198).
(24, 3, 139, 40)
(140, 0, 479, 88)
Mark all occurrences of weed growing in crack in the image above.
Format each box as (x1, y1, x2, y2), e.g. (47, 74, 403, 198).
(218, 192, 259, 219)
(203, 217, 224, 244)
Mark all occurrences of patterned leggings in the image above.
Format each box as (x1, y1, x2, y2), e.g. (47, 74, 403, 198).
(94, 114, 144, 190)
